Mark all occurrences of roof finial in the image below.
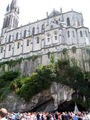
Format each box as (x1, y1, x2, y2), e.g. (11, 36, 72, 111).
(6, 4, 10, 12)
(46, 12, 48, 18)
(60, 8, 62, 13)
(71, 8, 73, 11)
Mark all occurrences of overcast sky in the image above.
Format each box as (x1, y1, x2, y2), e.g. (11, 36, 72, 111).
(0, 0, 90, 33)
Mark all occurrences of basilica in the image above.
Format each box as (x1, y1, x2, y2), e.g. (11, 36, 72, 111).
(0, 0, 90, 62)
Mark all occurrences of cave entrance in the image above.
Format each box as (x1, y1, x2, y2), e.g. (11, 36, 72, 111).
(58, 101, 86, 112)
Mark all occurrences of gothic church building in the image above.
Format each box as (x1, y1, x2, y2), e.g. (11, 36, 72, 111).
(0, 0, 90, 61)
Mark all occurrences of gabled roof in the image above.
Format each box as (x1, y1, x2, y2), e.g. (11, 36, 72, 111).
(48, 9, 60, 18)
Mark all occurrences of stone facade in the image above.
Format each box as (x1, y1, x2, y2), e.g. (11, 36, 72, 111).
(0, 0, 90, 62)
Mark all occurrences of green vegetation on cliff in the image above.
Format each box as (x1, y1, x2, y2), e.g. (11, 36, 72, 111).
(0, 55, 40, 69)
(0, 71, 20, 100)
(0, 59, 90, 109)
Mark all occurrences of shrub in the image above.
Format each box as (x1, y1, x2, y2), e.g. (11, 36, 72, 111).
(72, 46, 76, 53)
(14, 64, 57, 101)
(71, 58, 77, 66)
(62, 48, 68, 55)
(19, 73, 40, 100)
(48, 52, 51, 58)
(50, 55, 55, 64)
(0, 71, 20, 101)
(0, 71, 20, 81)
(32, 55, 39, 61)
(0, 59, 90, 109)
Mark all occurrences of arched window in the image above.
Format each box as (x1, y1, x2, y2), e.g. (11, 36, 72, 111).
(27, 40, 29, 46)
(8, 35, 11, 42)
(17, 42, 20, 49)
(6, 17, 9, 27)
(32, 27, 35, 35)
(51, 25, 53, 29)
(42, 24, 44, 30)
(67, 17, 70, 26)
(47, 33, 50, 42)
(54, 31, 57, 40)
(37, 37, 39, 44)
(16, 32, 19, 40)
(48, 38, 50, 42)
(8, 17, 10, 26)
(55, 36, 57, 40)
(37, 26, 39, 33)
(8, 45, 11, 51)
(67, 31, 70, 38)
(1, 47, 3, 53)
(3, 19, 6, 28)
(24, 30, 27, 38)
(72, 31, 75, 37)
(80, 31, 83, 37)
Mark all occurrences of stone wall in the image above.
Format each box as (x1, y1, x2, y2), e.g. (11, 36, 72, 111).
(0, 48, 90, 76)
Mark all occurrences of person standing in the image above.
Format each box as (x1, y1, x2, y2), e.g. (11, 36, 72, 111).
(0, 108, 8, 120)
(37, 113, 40, 120)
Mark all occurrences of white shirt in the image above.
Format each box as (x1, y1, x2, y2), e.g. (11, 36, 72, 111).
(87, 114, 90, 120)
(1, 117, 7, 120)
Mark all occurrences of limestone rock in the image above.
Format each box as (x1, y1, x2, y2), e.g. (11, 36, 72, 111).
(0, 82, 74, 112)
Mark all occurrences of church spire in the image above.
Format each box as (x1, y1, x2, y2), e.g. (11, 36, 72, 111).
(2, 0, 19, 35)
(10, 0, 18, 10)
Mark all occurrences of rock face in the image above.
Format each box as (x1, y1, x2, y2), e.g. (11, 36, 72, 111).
(0, 48, 89, 112)
(0, 82, 74, 112)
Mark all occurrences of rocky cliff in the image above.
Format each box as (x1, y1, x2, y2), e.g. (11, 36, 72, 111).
(0, 47, 90, 112)
(0, 82, 74, 112)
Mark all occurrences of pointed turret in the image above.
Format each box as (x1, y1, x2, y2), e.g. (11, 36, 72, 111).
(10, 0, 18, 10)
(6, 4, 10, 12)
(2, 0, 19, 35)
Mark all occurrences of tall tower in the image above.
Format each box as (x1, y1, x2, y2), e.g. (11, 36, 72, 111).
(2, 0, 19, 34)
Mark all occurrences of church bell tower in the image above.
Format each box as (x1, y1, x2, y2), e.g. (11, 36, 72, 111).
(2, 0, 19, 34)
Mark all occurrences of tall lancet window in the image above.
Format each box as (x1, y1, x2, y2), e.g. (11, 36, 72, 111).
(8, 35, 11, 42)
(67, 17, 70, 26)
(42, 24, 45, 30)
(17, 42, 20, 49)
(8, 45, 11, 51)
(72, 31, 75, 37)
(67, 31, 70, 38)
(16, 32, 19, 40)
(6, 17, 9, 27)
(32, 27, 35, 35)
(1, 47, 3, 53)
(27, 40, 30, 46)
(24, 30, 27, 38)
(80, 31, 83, 37)
(37, 37, 39, 44)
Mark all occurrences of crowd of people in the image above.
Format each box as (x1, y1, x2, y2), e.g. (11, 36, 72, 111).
(0, 108, 90, 120)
